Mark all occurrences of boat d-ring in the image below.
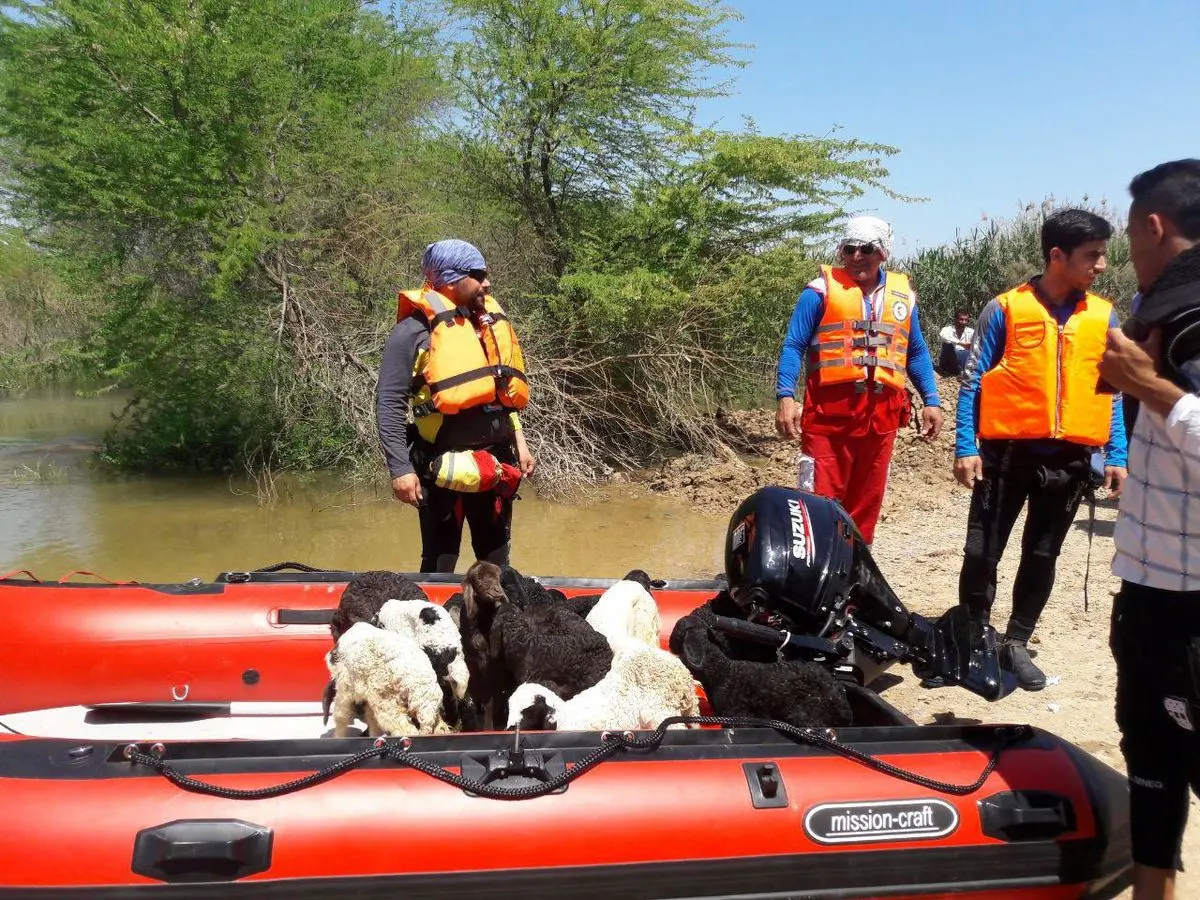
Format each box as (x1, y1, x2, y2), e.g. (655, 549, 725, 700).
(171, 684, 190, 702)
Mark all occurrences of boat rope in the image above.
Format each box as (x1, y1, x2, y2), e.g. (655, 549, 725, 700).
(252, 561, 331, 573)
(124, 717, 1029, 802)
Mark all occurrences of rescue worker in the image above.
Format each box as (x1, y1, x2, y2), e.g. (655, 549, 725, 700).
(948, 208, 1128, 691)
(376, 239, 535, 573)
(774, 215, 944, 546)
(1100, 158, 1200, 900)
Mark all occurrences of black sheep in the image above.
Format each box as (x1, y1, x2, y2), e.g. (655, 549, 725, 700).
(456, 561, 514, 729)
(675, 618, 852, 729)
(668, 592, 780, 664)
(498, 565, 566, 608)
(488, 602, 614, 728)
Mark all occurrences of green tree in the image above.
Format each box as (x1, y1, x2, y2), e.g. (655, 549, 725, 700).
(0, 0, 447, 469)
(448, 0, 744, 277)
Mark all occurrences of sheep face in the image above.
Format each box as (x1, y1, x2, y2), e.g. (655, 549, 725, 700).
(462, 560, 506, 615)
(621, 569, 656, 592)
(505, 682, 562, 731)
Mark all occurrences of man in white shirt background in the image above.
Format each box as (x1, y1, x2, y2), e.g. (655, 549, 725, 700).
(937, 308, 975, 376)
(1099, 158, 1200, 900)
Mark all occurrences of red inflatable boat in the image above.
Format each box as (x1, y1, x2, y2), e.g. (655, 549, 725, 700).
(0, 564, 1131, 899)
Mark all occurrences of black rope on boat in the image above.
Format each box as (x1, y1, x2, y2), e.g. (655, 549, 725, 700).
(126, 744, 391, 800)
(125, 718, 1030, 801)
(252, 561, 331, 573)
(653, 716, 1028, 796)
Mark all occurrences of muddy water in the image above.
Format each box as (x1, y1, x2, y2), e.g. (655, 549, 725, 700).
(0, 390, 727, 584)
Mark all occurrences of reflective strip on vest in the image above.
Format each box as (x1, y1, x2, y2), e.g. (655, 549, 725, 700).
(978, 284, 1112, 445)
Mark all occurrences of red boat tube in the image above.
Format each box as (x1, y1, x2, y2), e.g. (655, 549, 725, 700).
(0, 710, 1130, 898)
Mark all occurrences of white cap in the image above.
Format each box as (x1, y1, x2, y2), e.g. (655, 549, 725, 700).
(840, 215, 894, 259)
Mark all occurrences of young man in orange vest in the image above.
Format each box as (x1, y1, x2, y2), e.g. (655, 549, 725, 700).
(377, 239, 536, 572)
(949, 209, 1128, 691)
(775, 216, 945, 546)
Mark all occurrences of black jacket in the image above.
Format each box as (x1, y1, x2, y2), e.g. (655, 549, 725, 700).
(1121, 245, 1200, 432)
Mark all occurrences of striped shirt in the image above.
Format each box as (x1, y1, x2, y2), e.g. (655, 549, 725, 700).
(1112, 392, 1200, 590)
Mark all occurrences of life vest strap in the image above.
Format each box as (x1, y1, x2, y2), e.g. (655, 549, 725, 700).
(427, 365, 529, 395)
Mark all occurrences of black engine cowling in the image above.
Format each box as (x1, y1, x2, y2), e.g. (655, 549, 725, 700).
(723, 485, 1014, 701)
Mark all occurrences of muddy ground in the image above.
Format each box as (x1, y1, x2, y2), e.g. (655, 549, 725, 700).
(645, 378, 1198, 897)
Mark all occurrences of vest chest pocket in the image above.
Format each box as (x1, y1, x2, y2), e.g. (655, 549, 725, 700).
(1012, 320, 1047, 350)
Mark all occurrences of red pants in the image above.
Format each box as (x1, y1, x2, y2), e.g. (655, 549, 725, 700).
(802, 428, 898, 544)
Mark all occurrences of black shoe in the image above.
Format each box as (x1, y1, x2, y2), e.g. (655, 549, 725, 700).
(1000, 640, 1046, 691)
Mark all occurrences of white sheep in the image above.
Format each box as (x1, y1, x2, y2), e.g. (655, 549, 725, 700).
(328, 622, 450, 738)
(377, 598, 470, 703)
(584, 579, 662, 652)
(505, 643, 699, 733)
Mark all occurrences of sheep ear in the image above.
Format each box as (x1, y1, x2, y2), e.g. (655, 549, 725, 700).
(679, 627, 709, 668)
(419, 606, 440, 625)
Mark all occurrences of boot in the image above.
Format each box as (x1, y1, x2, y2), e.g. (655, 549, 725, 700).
(1000, 638, 1045, 691)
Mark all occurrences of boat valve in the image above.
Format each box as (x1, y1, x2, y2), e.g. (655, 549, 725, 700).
(150, 743, 166, 759)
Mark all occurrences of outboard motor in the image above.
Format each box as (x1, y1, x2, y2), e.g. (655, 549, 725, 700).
(724, 485, 1015, 701)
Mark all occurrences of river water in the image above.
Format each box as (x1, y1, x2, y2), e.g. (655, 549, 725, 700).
(0, 389, 727, 584)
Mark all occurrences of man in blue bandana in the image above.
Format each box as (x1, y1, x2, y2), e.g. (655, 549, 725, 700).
(377, 239, 535, 572)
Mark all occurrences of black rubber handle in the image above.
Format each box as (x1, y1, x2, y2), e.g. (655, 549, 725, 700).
(131, 819, 273, 883)
(979, 792, 1076, 842)
(710, 615, 787, 647)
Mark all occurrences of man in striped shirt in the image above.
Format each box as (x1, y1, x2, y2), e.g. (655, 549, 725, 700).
(1100, 159, 1200, 900)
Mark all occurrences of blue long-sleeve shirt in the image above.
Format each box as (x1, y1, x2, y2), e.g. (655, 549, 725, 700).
(775, 269, 942, 406)
(954, 279, 1128, 468)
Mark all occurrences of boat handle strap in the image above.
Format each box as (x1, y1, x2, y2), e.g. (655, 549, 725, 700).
(0, 569, 41, 582)
(57, 570, 140, 585)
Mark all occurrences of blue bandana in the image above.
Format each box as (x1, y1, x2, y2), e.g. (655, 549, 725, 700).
(421, 239, 488, 289)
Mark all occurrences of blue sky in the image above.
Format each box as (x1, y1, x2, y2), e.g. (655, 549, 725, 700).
(693, 0, 1200, 254)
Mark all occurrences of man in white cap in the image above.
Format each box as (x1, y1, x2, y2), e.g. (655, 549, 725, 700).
(775, 215, 943, 545)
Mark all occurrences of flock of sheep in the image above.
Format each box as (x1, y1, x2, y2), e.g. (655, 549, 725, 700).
(321, 564, 853, 738)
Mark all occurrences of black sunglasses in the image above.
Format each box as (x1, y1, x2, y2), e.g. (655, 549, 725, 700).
(841, 243, 878, 257)
(464, 268, 489, 282)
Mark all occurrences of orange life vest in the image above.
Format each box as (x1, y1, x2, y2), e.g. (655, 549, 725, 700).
(397, 288, 529, 415)
(978, 283, 1112, 446)
(807, 265, 914, 392)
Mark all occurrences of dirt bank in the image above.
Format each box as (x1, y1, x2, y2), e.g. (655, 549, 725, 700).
(646, 377, 1197, 897)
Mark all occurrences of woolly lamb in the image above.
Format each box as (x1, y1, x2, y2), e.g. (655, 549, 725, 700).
(585, 577, 662, 651)
(506, 643, 699, 732)
(328, 621, 450, 738)
(331, 570, 429, 642)
(674, 619, 852, 729)
(377, 597, 471, 729)
(489, 601, 613, 725)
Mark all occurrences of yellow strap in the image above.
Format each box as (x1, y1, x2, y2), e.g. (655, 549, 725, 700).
(509, 411, 522, 433)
